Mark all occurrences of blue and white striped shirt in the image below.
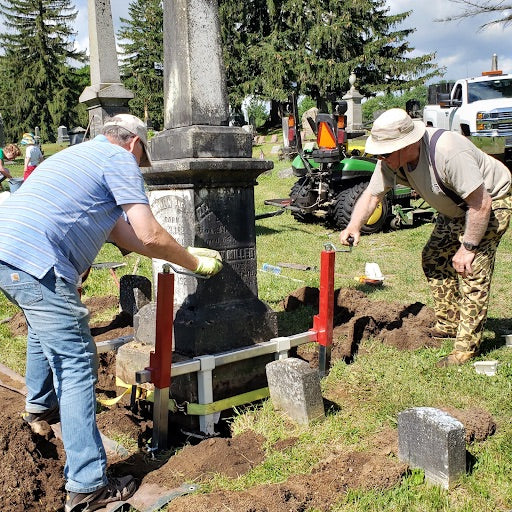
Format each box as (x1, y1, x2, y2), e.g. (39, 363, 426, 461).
(0, 135, 149, 284)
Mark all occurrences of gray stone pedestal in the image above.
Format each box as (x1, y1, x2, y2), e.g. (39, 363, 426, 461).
(143, 157, 277, 358)
(80, 0, 134, 137)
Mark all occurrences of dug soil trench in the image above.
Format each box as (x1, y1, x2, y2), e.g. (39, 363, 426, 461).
(0, 289, 496, 511)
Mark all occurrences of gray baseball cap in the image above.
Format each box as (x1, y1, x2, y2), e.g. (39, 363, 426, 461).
(103, 114, 151, 167)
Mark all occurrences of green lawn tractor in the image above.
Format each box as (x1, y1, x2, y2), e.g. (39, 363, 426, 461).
(264, 96, 434, 233)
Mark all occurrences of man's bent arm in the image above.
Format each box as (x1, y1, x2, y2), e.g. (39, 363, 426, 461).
(452, 184, 492, 276)
(340, 189, 385, 246)
(462, 184, 492, 246)
(109, 203, 199, 271)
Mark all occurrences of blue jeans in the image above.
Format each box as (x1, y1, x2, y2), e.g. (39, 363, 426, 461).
(7, 178, 23, 193)
(0, 262, 107, 493)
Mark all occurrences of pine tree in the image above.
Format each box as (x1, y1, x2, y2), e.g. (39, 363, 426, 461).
(219, 0, 442, 114)
(118, 0, 164, 131)
(0, 0, 85, 142)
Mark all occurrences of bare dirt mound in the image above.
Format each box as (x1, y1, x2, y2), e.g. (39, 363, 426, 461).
(0, 387, 65, 511)
(442, 407, 497, 443)
(167, 429, 407, 512)
(145, 430, 266, 489)
(284, 287, 442, 364)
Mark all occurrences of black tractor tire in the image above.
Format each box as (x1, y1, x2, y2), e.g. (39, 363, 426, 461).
(290, 178, 317, 223)
(331, 181, 390, 234)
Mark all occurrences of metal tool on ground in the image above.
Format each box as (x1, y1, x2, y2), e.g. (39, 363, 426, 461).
(254, 209, 285, 220)
(98, 483, 200, 512)
(277, 262, 317, 271)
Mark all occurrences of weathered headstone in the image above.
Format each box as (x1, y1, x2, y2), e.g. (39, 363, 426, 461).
(398, 407, 466, 489)
(266, 358, 325, 425)
(343, 72, 365, 135)
(57, 126, 70, 144)
(69, 127, 86, 146)
(133, 302, 157, 346)
(119, 275, 152, 317)
(79, 0, 133, 137)
(301, 106, 319, 140)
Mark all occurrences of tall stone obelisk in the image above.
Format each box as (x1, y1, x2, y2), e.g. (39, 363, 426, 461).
(79, 0, 134, 137)
(144, 0, 277, 381)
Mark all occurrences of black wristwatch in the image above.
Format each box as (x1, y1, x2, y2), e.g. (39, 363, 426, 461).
(463, 241, 479, 251)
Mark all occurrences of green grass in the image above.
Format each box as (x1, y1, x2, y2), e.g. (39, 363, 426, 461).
(2, 139, 512, 510)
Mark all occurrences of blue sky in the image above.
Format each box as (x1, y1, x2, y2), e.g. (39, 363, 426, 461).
(72, 1, 512, 83)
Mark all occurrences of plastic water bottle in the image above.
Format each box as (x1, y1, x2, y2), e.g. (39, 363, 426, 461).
(262, 263, 282, 275)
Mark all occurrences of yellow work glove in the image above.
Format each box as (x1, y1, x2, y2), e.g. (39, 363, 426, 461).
(186, 246, 223, 277)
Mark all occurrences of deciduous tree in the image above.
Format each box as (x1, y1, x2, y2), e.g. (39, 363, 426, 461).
(442, 1, 512, 29)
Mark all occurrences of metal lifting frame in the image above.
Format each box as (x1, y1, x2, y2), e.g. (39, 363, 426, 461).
(311, 249, 335, 377)
(145, 265, 174, 451)
(137, 248, 336, 440)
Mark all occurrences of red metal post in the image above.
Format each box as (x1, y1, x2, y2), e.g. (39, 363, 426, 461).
(149, 271, 174, 389)
(311, 249, 335, 376)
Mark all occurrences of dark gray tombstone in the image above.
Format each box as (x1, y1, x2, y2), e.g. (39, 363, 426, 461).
(119, 275, 152, 317)
(116, 0, 277, 419)
(69, 127, 86, 145)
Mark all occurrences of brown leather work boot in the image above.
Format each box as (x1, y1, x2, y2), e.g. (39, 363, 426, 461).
(436, 350, 475, 367)
(64, 475, 137, 512)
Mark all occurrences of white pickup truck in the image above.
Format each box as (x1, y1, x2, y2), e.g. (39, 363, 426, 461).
(423, 69, 512, 167)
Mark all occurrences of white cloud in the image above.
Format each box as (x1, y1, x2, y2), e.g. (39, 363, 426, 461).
(387, 1, 512, 80)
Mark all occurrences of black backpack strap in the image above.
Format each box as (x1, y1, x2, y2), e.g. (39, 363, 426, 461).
(428, 129, 467, 210)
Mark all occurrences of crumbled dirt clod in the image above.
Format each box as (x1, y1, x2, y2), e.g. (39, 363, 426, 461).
(442, 407, 497, 443)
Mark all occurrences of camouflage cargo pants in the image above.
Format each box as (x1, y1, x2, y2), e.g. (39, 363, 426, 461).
(422, 193, 512, 353)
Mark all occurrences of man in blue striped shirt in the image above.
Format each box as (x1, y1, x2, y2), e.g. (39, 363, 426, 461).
(0, 114, 223, 512)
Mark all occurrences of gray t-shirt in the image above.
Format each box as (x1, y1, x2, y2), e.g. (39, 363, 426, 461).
(367, 128, 511, 218)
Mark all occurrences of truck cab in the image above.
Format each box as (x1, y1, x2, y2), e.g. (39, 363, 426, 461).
(423, 69, 512, 167)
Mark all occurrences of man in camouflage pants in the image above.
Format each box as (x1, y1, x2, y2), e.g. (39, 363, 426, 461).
(339, 108, 512, 366)
(423, 198, 512, 360)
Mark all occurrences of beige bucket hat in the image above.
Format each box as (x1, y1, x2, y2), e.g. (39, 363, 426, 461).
(365, 108, 426, 155)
